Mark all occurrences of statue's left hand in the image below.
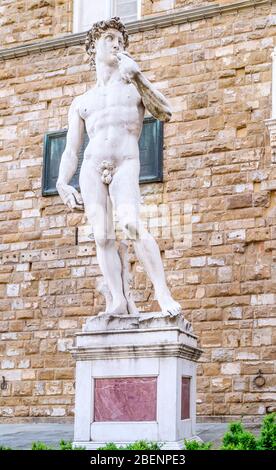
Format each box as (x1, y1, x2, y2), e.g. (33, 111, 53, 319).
(117, 52, 140, 83)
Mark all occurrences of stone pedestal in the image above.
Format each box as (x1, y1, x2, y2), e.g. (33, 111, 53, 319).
(71, 312, 202, 450)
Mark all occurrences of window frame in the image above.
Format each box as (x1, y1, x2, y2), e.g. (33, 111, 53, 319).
(73, 0, 141, 34)
(112, 0, 140, 23)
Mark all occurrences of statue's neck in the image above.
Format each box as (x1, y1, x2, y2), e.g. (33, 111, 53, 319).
(96, 60, 121, 87)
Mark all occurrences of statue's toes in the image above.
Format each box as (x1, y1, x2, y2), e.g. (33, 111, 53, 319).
(167, 306, 180, 317)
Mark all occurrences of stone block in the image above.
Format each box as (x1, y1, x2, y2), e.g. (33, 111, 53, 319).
(201, 331, 222, 347)
(226, 194, 252, 210)
(211, 378, 232, 392)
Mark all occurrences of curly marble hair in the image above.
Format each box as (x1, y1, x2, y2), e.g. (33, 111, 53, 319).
(85, 17, 129, 68)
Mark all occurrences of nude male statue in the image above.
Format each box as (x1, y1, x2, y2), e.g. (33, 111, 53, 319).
(56, 17, 181, 317)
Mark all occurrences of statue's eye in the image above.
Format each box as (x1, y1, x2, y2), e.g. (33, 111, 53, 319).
(106, 35, 113, 41)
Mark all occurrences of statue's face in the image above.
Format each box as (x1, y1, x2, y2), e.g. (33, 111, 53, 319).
(95, 28, 124, 66)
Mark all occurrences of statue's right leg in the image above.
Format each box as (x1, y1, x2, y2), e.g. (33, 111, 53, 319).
(79, 166, 128, 315)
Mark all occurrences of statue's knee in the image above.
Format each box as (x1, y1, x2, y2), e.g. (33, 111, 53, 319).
(123, 222, 140, 240)
(94, 237, 113, 249)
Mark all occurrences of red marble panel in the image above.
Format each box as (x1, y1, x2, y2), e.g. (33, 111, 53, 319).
(181, 377, 190, 420)
(94, 376, 157, 422)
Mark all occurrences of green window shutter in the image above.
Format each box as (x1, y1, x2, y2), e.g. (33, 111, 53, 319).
(42, 117, 163, 196)
(139, 117, 163, 183)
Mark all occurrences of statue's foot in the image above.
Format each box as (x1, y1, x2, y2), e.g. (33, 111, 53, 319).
(159, 297, 182, 317)
(97, 310, 107, 317)
(105, 299, 128, 316)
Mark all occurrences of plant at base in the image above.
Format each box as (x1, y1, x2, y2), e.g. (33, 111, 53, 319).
(97, 442, 123, 450)
(97, 440, 161, 450)
(124, 440, 161, 450)
(257, 413, 276, 450)
(59, 440, 86, 450)
(31, 441, 53, 450)
(184, 439, 212, 450)
(221, 422, 258, 450)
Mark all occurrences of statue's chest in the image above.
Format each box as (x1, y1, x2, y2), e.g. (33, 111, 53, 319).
(79, 84, 140, 120)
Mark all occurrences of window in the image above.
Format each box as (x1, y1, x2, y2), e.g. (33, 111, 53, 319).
(113, 0, 138, 23)
(42, 117, 163, 196)
(73, 0, 140, 33)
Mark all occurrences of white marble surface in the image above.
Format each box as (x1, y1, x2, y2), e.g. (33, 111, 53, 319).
(56, 18, 182, 317)
(72, 311, 202, 449)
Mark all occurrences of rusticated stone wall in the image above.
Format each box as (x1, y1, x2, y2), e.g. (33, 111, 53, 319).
(0, 0, 252, 48)
(0, 1, 275, 421)
(0, 0, 72, 48)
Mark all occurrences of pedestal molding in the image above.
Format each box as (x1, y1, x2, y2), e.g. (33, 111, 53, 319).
(71, 342, 202, 361)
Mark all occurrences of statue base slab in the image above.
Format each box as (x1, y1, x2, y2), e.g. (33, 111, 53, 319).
(71, 312, 202, 450)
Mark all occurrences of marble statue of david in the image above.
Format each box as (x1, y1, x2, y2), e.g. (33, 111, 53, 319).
(56, 17, 181, 317)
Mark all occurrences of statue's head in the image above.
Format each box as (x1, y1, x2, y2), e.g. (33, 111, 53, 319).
(85, 17, 129, 68)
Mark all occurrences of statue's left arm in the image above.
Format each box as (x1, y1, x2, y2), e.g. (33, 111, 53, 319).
(117, 52, 172, 122)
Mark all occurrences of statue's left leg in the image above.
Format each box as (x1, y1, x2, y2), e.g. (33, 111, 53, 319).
(109, 160, 182, 317)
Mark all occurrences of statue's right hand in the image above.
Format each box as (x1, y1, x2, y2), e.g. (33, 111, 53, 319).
(56, 182, 84, 211)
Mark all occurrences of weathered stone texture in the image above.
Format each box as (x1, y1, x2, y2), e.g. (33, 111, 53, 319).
(0, 0, 71, 48)
(0, 2, 275, 421)
(142, 0, 237, 17)
(0, 1, 257, 48)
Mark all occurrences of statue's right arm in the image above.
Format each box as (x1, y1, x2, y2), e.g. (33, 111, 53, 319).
(56, 97, 84, 210)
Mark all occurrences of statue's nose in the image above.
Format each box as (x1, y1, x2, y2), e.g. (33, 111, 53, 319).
(113, 42, 119, 51)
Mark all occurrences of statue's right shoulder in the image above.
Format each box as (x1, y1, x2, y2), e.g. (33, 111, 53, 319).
(70, 94, 83, 111)
(72, 88, 96, 116)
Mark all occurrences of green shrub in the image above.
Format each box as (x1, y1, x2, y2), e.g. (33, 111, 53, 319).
(124, 440, 161, 450)
(221, 422, 258, 450)
(184, 439, 212, 450)
(31, 441, 53, 450)
(0, 445, 12, 450)
(59, 440, 86, 450)
(31, 440, 86, 450)
(98, 440, 161, 450)
(257, 412, 276, 450)
(97, 442, 122, 450)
